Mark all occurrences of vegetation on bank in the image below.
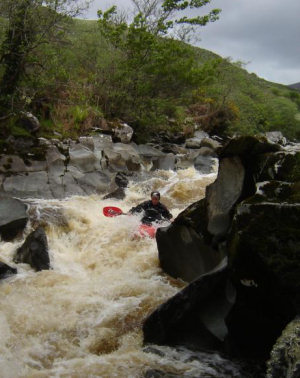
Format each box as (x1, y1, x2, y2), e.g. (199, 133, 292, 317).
(0, 0, 299, 144)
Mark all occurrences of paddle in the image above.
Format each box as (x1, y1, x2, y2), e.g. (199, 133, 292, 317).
(103, 206, 124, 217)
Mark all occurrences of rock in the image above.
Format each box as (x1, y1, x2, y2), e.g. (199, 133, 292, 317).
(185, 138, 202, 149)
(266, 317, 300, 378)
(265, 131, 287, 146)
(220, 135, 281, 158)
(14, 227, 50, 271)
(0, 261, 17, 279)
(157, 223, 223, 283)
(69, 144, 97, 173)
(154, 154, 176, 171)
(0, 155, 27, 173)
(0, 197, 28, 241)
(194, 155, 216, 174)
(260, 151, 300, 183)
(3, 172, 53, 199)
(18, 112, 40, 133)
(143, 259, 235, 351)
(225, 198, 299, 359)
(200, 138, 222, 151)
(102, 187, 126, 200)
(62, 172, 86, 197)
(206, 157, 245, 238)
(113, 123, 134, 144)
(77, 171, 111, 195)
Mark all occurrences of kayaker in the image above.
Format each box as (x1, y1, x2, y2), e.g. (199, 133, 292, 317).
(129, 191, 173, 225)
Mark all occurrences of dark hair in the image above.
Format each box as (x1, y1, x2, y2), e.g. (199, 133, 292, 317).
(151, 191, 160, 199)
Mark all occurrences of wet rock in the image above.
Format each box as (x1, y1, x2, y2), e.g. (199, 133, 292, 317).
(266, 317, 300, 378)
(69, 144, 97, 173)
(194, 155, 216, 174)
(14, 227, 50, 271)
(77, 171, 111, 195)
(0, 261, 17, 279)
(157, 223, 222, 283)
(143, 259, 235, 352)
(206, 156, 245, 238)
(0, 197, 28, 241)
(225, 198, 299, 359)
(3, 172, 53, 199)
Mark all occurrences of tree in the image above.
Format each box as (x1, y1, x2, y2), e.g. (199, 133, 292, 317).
(0, 0, 91, 114)
(96, 0, 221, 139)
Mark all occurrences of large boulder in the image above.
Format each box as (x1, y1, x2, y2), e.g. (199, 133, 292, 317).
(0, 197, 28, 241)
(3, 171, 53, 198)
(225, 196, 299, 359)
(14, 227, 50, 271)
(156, 199, 223, 282)
(69, 143, 97, 173)
(206, 156, 245, 239)
(143, 259, 235, 351)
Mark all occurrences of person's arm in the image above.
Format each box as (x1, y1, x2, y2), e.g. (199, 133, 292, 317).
(129, 201, 148, 215)
(160, 204, 173, 220)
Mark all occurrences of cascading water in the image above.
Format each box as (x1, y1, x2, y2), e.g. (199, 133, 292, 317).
(0, 167, 244, 377)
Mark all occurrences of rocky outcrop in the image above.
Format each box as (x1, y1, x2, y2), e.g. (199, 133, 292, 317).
(143, 258, 234, 351)
(148, 135, 300, 369)
(0, 196, 28, 241)
(14, 227, 50, 271)
(0, 132, 218, 199)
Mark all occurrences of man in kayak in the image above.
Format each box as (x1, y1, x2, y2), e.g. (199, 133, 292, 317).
(129, 191, 173, 225)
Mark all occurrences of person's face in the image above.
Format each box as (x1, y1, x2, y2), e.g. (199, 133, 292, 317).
(151, 196, 159, 205)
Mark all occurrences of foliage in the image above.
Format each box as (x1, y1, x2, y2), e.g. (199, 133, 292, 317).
(0, 1, 299, 142)
(0, 0, 91, 114)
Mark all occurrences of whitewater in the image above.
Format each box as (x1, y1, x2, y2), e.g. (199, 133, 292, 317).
(0, 167, 243, 377)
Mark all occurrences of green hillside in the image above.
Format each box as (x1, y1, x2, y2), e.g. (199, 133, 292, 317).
(0, 13, 299, 142)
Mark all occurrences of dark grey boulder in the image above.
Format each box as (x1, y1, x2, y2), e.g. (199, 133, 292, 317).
(143, 259, 235, 351)
(0, 197, 28, 241)
(194, 155, 216, 174)
(0, 261, 17, 279)
(225, 198, 299, 359)
(14, 227, 50, 271)
(157, 223, 223, 283)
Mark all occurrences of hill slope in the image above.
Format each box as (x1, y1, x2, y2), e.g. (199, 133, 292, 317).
(0, 17, 299, 141)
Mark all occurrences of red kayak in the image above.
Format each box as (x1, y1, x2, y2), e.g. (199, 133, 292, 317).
(136, 223, 157, 238)
(103, 206, 157, 238)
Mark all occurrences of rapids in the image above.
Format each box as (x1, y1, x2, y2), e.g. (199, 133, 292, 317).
(0, 167, 243, 377)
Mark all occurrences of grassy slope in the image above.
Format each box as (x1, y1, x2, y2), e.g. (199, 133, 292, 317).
(0, 16, 299, 140)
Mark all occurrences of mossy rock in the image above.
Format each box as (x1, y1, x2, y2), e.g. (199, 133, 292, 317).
(252, 181, 300, 204)
(228, 200, 300, 311)
(257, 151, 300, 183)
(174, 197, 211, 242)
(219, 135, 281, 159)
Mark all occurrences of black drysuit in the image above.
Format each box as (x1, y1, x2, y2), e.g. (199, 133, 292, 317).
(129, 200, 173, 225)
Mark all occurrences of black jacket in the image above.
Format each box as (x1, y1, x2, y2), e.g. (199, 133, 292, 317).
(129, 200, 173, 225)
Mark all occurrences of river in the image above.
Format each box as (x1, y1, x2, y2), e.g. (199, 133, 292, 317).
(0, 167, 245, 377)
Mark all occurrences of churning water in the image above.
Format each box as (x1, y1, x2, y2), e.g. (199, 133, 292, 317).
(0, 167, 244, 377)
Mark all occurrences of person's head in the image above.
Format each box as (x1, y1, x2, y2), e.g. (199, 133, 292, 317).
(151, 191, 160, 205)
